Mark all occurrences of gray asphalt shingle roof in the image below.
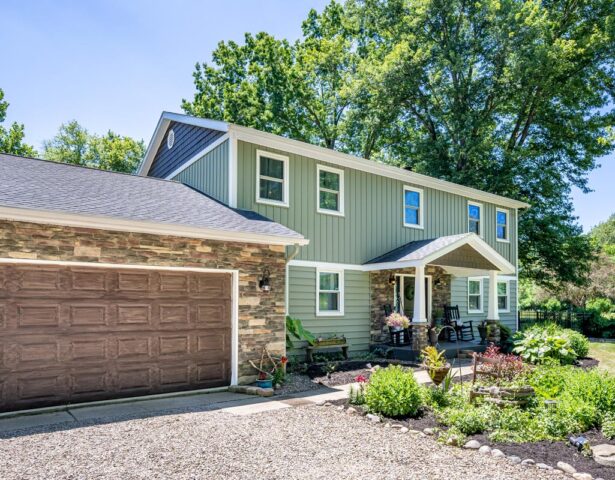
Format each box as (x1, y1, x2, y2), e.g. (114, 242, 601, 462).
(0, 154, 304, 242)
(364, 233, 472, 264)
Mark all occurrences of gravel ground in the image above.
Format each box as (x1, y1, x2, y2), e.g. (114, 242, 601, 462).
(274, 373, 324, 396)
(0, 404, 557, 480)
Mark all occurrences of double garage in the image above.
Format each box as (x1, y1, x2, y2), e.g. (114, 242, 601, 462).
(0, 262, 233, 411)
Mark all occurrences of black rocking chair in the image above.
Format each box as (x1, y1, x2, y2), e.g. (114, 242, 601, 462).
(443, 305, 475, 342)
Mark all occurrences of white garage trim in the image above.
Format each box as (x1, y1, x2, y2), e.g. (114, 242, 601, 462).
(0, 257, 240, 386)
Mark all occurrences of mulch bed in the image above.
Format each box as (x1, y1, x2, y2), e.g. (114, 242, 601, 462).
(307, 359, 419, 387)
(471, 430, 615, 480)
(577, 357, 600, 369)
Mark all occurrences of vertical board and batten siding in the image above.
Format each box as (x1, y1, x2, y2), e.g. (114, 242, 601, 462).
(236, 140, 517, 268)
(172, 139, 229, 204)
(148, 122, 226, 179)
(451, 277, 518, 333)
(288, 266, 371, 354)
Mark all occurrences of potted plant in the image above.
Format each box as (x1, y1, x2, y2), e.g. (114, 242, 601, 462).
(256, 371, 273, 389)
(386, 312, 410, 345)
(421, 346, 451, 385)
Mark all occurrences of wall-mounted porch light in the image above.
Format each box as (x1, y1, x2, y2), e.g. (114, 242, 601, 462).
(259, 267, 271, 292)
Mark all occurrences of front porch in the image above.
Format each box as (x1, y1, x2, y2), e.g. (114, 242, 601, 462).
(364, 233, 516, 357)
(378, 339, 487, 361)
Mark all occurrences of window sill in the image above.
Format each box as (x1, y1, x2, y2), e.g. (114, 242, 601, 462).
(316, 311, 345, 317)
(496, 238, 510, 243)
(256, 198, 289, 208)
(468, 310, 483, 314)
(317, 208, 345, 217)
(403, 223, 424, 230)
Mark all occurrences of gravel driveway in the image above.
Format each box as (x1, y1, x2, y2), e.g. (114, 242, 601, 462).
(0, 404, 554, 480)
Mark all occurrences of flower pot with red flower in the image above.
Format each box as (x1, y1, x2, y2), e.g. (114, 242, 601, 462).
(256, 371, 273, 389)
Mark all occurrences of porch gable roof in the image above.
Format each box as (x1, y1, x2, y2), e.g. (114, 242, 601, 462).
(363, 233, 515, 274)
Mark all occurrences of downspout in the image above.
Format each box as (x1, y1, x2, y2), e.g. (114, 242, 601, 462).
(285, 243, 302, 317)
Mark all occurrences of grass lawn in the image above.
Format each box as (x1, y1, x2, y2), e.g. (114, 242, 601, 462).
(589, 341, 615, 374)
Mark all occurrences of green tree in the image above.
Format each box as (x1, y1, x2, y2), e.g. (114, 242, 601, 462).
(43, 121, 145, 173)
(0, 88, 36, 157)
(183, 0, 615, 287)
(591, 214, 615, 256)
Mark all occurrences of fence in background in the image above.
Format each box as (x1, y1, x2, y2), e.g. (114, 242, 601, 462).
(518, 309, 595, 334)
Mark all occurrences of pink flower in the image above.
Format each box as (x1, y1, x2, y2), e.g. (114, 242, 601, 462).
(355, 374, 368, 383)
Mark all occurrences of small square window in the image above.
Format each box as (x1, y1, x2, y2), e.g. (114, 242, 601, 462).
(403, 186, 423, 228)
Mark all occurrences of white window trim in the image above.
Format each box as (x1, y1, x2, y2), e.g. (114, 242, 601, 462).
(467, 200, 483, 237)
(316, 268, 344, 316)
(496, 207, 510, 243)
(403, 185, 424, 229)
(256, 149, 290, 208)
(316, 164, 344, 217)
(497, 279, 510, 313)
(468, 277, 483, 314)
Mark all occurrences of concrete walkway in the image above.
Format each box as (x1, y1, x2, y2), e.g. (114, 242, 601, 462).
(0, 364, 473, 435)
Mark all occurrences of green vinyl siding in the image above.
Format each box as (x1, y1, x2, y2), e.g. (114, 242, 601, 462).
(288, 266, 371, 355)
(450, 276, 518, 334)
(236, 140, 517, 269)
(172, 139, 229, 204)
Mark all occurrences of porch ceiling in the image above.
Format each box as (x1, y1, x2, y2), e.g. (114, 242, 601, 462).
(363, 233, 515, 274)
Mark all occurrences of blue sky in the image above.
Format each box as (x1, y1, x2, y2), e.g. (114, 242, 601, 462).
(1, 0, 612, 231)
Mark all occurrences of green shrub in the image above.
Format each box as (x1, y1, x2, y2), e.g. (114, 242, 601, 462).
(602, 413, 615, 439)
(438, 405, 493, 435)
(513, 324, 590, 365)
(587, 297, 613, 315)
(364, 365, 423, 417)
(539, 397, 598, 437)
(564, 329, 590, 358)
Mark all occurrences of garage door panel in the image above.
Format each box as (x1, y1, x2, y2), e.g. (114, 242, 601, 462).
(0, 264, 232, 411)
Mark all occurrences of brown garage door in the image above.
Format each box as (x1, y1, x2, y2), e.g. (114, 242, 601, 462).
(0, 263, 232, 412)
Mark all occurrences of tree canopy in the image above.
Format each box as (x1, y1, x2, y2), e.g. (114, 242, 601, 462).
(43, 120, 145, 173)
(0, 88, 36, 157)
(182, 0, 615, 286)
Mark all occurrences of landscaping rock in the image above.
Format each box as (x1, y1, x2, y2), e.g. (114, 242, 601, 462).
(591, 444, 615, 468)
(572, 473, 593, 480)
(508, 456, 522, 464)
(536, 463, 553, 470)
(521, 459, 535, 466)
(552, 469, 563, 475)
(408, 429, 421, 434)
(556, 462, 577, 475)
(479, 445, 492, 455)
(423, 428, 436, 435)
(336, 405, 345, 411)
(366, 414, 381, 423)
(463, 440, 481, 450)
(324, 402, 333, 407)
(399, 427, 409, 433)
(491, 449, 505, 458)
(384, 423, 391, 428)
(346, 407, 357, 415)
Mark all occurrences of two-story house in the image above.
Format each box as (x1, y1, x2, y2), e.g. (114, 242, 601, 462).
(139, 112, 529, 355)
(0, 111, 528, 411)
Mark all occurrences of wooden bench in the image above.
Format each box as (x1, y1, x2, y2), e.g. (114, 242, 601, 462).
(305, 343, 349, 363)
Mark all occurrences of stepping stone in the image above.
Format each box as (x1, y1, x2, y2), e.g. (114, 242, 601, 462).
(592, 444, 615, 468)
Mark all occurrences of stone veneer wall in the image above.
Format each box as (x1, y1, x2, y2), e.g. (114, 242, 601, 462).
(370, 266, 451, 340)
(0, 220, 287, 383)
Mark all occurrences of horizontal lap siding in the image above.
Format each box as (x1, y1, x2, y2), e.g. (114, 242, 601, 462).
(288, 266, 370, 355)
(237, 140, 517, 268)
(451, 277, 517, 333)
(173, 139, 229, 204)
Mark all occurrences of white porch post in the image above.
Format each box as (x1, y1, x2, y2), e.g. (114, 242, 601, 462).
(488, 270, 500, 321)
(487, 270, 501, 344)
(413, 265, 427, 323)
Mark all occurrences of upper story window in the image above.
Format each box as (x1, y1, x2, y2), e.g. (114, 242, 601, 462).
(256, 150, 289, 207)
(498, 280, 510, 312)
(403, 186, 424, 229)
(317, 269, 344, 316)
(468, 201, 483, 236)
(317, 164, 344, 216)
(468, 278, 483, 313)
(496, 208, 509, 242)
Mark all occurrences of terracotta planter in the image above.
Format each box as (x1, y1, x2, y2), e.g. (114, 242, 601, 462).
(425, 363, 451, 385)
